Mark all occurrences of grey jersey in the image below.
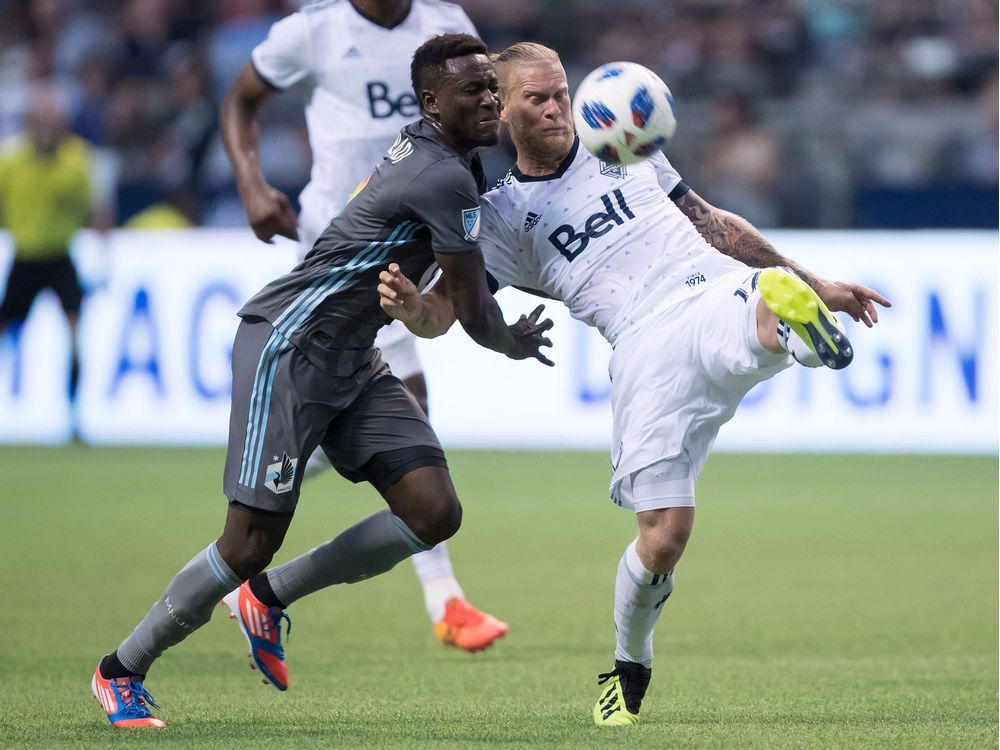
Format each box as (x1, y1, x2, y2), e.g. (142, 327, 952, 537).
(240, 119, 486, 375)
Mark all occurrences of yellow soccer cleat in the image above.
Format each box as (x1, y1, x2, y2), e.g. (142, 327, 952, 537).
(434, 597, 509, 653)
(757, 268, 853, 370)
(593, 660, 651, 726)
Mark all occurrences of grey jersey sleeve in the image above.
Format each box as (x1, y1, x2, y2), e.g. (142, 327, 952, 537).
(400, 159, 482, 253)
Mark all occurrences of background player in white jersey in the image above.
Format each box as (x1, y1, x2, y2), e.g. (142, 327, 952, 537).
(219, 0, 507, 653)
(377, 43, 891, 726)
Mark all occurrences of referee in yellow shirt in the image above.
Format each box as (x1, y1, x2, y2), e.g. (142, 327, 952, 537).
(0, 84, 101, 432)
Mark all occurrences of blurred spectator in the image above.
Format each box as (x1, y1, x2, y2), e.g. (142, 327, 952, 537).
(700, 93, 781, 227)
(71, 54, 113, 146)
(0, 0, 992, 228)
(123, 187, 197, 228)
(0, 82, 109, 436)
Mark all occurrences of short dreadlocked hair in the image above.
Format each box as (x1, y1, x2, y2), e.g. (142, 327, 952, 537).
(410, 33, 489, 110)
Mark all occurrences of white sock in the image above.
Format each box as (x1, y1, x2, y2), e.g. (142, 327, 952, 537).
(775, 319, 823, 367)
(411, 542, 464, 622)
(302, 446, 334, 481)
(613, 539, 674, 668)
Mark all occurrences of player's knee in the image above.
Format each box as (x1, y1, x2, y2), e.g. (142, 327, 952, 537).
(217, 530, 283, 580)
(640, 517, 692, 572)
(406, 493, 462, 547)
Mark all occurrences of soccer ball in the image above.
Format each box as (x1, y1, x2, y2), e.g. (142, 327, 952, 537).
(572, 62, 677, 165)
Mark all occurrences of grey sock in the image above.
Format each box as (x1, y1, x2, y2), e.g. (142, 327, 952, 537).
(267, 510, 430, 607)
(116, 542, 242, 675)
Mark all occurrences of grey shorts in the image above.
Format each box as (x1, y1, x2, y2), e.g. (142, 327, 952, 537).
(223, 317, 445, 514)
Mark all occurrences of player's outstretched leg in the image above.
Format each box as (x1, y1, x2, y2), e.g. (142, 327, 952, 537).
(757, 268, 853, 369)
(92, 506, 288, 727)
(411, 543, 509, 652)
(223, 464, 461, 686)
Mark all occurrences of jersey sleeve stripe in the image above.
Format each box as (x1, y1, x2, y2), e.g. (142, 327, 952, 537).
(667, 180, 689, 200)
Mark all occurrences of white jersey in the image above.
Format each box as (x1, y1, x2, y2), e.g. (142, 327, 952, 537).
(480, 139, 746, 347)
(252, 0, 476, 245)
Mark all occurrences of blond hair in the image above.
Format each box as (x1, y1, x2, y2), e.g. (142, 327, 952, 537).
(491, 43, 561, 101)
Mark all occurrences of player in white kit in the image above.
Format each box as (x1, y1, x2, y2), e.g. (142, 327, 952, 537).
(377, 43, 891, 725)
(219, 0, 507, 661)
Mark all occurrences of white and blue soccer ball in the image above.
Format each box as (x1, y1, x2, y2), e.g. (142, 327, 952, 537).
(572, 62, 677, 165)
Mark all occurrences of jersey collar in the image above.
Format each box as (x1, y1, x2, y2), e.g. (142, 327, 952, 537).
(511, 136, 579, 183)
(347, 0, 413, 31)
(405, 120, 487, 193)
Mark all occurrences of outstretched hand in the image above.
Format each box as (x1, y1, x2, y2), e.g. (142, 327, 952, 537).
(816, 280, 892, 328)
(508, 304, 555, 366)
(378, 263, 422, 323)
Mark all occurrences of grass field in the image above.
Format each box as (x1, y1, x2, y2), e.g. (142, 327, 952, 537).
(0, 447, 996, 748)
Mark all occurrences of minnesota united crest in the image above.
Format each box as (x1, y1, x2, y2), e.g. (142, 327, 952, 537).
(264, 453, 298, 494)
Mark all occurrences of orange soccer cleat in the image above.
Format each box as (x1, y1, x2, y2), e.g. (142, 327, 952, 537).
(434, 597, 509, 653)
(91, 664, 165, 728)
(222, 581, 291, 690)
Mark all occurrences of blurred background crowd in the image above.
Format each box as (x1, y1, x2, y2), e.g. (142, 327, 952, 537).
(0, 0, 995, 230)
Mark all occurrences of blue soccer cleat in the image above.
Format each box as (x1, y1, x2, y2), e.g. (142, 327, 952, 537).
(91, 663, 165, 728)
(222, 581, 291, 690)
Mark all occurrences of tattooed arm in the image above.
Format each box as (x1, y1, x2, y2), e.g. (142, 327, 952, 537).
(671, 188, 891, 326)
(672, 188, 820, 289)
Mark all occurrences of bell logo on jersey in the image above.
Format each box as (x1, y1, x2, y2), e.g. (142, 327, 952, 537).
(367, 81, 420, 119)
(547, 189, 636, 261)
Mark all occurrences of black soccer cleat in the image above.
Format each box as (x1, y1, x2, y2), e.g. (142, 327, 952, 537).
(593, 660, 652, 726)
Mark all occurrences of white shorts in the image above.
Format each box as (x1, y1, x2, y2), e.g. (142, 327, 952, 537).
(375, 320, 422, 381)
(612, 453, 696, 513)
(608, 269, 792, 511)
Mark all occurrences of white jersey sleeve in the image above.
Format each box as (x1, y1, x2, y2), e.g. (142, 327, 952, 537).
(479, 198, 531, 290)
(648, 150, 684, 196)
(251, 12, 314, 89)
(454, 6, 478, 36)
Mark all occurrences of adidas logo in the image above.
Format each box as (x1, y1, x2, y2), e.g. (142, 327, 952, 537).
(386, 134, 414, 164)
(599, 686, 622, 720)
(344, 46, 361, 58)
(523, 211, 541, 232)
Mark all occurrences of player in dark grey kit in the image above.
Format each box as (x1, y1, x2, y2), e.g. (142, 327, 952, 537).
(90, 34, 553, 729)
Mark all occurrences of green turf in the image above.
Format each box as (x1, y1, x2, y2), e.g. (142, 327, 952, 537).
(0, 447, 996, 748)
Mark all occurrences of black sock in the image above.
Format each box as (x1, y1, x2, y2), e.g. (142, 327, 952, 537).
(248, 573, 286, 609)
(68, 353, 80, 402)
(100, 651, 144, 681)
